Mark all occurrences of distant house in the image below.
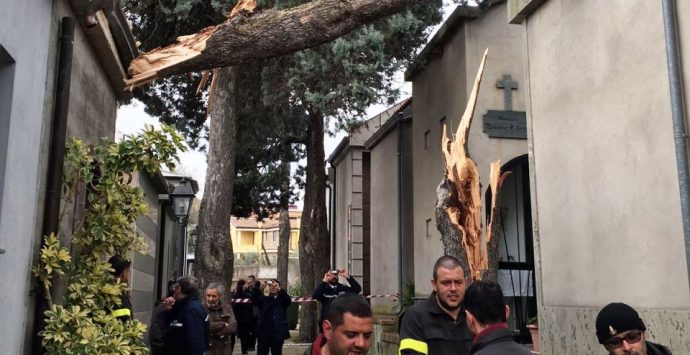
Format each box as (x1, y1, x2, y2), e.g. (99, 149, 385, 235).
(231, 207, 302, 285)
(231, 208, 301, 258)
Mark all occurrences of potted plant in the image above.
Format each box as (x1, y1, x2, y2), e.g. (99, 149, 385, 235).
(526, 316, 540, 353)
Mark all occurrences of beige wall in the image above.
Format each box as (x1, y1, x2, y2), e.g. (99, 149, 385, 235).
(411, 2, 527, 295)
(369, 128, 400, 314)
(520, 0, 690, 353)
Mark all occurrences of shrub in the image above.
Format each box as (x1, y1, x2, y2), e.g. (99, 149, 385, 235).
(33, 125, 185, 354)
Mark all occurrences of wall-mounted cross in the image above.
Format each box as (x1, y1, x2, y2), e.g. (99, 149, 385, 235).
(497, 74, 518, 111)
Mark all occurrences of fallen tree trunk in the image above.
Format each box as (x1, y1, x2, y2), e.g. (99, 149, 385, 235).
(125, 0, 418, 88)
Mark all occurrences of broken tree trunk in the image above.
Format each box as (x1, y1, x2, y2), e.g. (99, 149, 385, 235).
(125, 0, 419, 88)
(436, 49, 509, 282)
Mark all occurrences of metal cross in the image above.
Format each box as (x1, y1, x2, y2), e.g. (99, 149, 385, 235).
(497, 74, 518, 111)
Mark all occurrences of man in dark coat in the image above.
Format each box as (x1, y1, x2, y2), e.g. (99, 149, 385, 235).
(108, 255, 133, 322)
(399, 255, 472, 355)
(312, 269, 361, 331)
(252, 278, 292, 355)
(149, 279, 176, 355)
(463, 280, 531, 355)
(232, 279, 254, 354)
(162, 275, 210, 355)
(595, 303, 672, 355)
(205, 282, 236, 355)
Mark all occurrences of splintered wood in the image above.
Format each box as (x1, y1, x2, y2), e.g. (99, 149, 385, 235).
(125, 0, 257, 89)
(440, 49, 506, 281)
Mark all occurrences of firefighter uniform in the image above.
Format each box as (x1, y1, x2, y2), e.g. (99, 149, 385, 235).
(398, 292, 472, 355)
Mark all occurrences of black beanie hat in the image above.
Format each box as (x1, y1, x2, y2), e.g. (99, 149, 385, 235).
(108, 255, 131, 277)
(595, 303, 646, 343)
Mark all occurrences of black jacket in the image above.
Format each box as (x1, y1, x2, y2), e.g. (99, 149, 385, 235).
(111, 291, 133, 322)
(163, 294, 210, 355)
(312, 276, 361, 322)
(252, 287, 292, 342)
(398, 293, 472, 355)
(149, 302, 168, 355)
(468, 327, 531, 355)
(232, 287, 254, 325)
(647, 341, 673, 355)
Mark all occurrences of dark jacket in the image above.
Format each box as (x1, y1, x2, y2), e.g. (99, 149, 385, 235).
(398, 293, 472, 355)
(163, 294, 210, 355)
(149, 302, 168, 355)
(312, 276, 361, 322)
(232, 287, 254, 325)
(252, 287, 292, 342)
(111, 291, 133, 321)
(468, 326, 531, 355)
(647, 341, 672, 355)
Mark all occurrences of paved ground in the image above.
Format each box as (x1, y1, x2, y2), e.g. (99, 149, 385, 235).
(231, 330, 310, 355)
(232, 343, 310, 355)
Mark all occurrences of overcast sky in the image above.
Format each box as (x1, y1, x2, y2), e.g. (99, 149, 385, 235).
(116, 2, 460, 199)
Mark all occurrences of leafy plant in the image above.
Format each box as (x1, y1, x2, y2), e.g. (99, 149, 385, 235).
(33, 125, 185, 354)
(393, 281, 415, 315)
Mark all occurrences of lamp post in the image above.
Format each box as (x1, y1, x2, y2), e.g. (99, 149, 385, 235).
(170, 179, 195, 276)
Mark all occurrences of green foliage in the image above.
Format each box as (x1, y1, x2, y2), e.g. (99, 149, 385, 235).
(122, 0, 442, 217)
(394, 281, 415, 315)
(33, 125, 186, 354)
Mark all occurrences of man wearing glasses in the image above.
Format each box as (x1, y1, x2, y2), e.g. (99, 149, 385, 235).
(595, 303, 671, 355)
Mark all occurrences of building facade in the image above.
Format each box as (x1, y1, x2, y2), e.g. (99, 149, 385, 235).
(508, 0, 690, 353)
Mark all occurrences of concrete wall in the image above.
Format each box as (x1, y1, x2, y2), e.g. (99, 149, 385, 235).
(0, 1, 55, 353)
(333, 149, 353, 275)
(369, 128, 400, 314)
(410, 2, 527, 295)
(131, 172, 163, 327)
(518, 0, 690, 353)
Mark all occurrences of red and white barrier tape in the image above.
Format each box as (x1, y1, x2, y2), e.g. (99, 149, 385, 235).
(231, 293, 399, 304)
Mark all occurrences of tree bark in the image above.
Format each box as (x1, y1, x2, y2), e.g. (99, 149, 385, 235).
(125, 0, 419, 87)
(277, 206, 290, 288)
(297, 111, 330, 342)
(195, 66, 237, 305)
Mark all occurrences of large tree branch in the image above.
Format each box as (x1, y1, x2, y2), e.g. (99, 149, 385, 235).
(126, 0, 417, 88)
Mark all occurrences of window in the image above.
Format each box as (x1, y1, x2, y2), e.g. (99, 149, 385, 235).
(424, 130, 431, 150)
(272, 231, 278, 242)
(240, 231, 255, 245)
(0, 45, 15, 220)
(425, 218, 432, 238)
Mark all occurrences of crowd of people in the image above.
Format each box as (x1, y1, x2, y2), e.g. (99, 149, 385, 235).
(108, 255, 672, 355)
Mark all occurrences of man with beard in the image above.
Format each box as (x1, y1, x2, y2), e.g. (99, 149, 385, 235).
(398, 255, 472, 355)
(595, 303, 671, 355)
(313, 268, 361, 332)
(205, 283, 237, 355)
(305, 294, 373, 355)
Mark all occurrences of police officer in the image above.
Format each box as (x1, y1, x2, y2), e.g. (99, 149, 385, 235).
(398, 255, 472, 355)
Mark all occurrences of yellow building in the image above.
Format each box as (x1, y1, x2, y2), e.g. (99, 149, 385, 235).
(230, 208, 302, 260)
